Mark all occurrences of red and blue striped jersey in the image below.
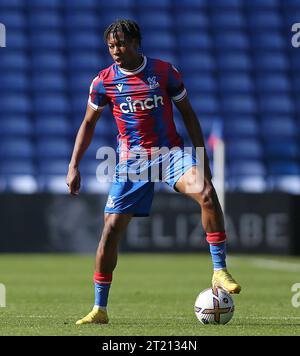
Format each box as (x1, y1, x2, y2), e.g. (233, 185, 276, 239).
(88, 56, 187, 156)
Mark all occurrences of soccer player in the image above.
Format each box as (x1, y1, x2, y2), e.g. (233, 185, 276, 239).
(66, 19, 241, 325)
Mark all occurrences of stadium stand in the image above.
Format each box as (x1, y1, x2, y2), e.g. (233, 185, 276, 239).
(0, 0, 299, 193)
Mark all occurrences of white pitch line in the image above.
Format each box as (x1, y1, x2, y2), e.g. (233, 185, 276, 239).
(229, 257, 300, 272)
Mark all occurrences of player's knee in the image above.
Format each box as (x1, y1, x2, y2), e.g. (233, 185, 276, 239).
(198, 182, 214, 209)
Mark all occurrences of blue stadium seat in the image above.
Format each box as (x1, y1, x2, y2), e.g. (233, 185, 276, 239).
(0, 0, 23, 8)
(179, 53, 215, 72)
(214, 32, 249, 50)
(0, 94, 31, 113)
(67, 32, 100, 50)
(219, 74, 253, 93)
(250, 32, 284, 50)
(70, 94, 89, 116)
(38, 176, 68, 193)
(190, 95, 219, 114)
(69, 52, 103, 71)
(178, 32, 212, 50)
(4, 176, 38, 193)
(268, 161, 300, 176)
(29, 0, 61, 8)
(173, 0, 206, 10)
(256, 74, 290, 92)
(150, 51, 177, 66)
(224, 116, 259, 138)
(6, 31, 27, 49)
(0, 72, 28, 91)
(227, 138, 263, 160)
(292, 75, 300, 91)
(100, 0, 134, 8)
(135, 0, 170, 9)
(70, 72, 95, 92)
(30, 31, 64, 50)
(0, 11, 26, 29)
(254, 52, 288, 71)
(222, 95, 256, 114)
(268, 176, 300, 194)
(33, 95, 68, 114)
(282, 0, 300, 7)
(259, 95, 294, 114)
(0, 138, 34, 159)
(211, 11, 245, 29)
(217, 52, 252, 71)
(184, 74, 216, 93)
(265, 140, 299, 160)
(174, 12, 208, 29)
(0, 160, 35, 176)
(100, 12, 137, 29)
(28, 11, 62, 29)
(65, 13, 99, 30)
(138, 12, 173, 30)
(32, 73, 66, 92)
(229, 160, 266, 177)
(35, 116, 70, 137)
(31, 52, 65, 71)
(36, 138, 72, 159)
(247, 12, 282, 28)
(261, 116, 297, 138)
(38, 160, 69, 175)
(206, 0, 241, 8)
(244, 0, 279, 8)
(142, 32, 176, 50)
(0, 117, 32, 136)
(0, 51, 29, 70)
(63, 0, 97, 9)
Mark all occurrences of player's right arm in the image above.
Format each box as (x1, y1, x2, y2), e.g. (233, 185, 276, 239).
(66, 105, 103, 195)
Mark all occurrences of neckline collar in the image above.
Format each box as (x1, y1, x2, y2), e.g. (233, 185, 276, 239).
(118, 56, 147, 75)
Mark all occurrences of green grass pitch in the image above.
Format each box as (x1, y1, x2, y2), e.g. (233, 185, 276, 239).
(0, 253, 300, 336)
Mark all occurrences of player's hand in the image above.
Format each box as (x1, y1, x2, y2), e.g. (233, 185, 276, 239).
(66, 165, 81, 196)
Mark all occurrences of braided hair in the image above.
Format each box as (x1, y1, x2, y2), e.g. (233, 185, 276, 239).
(103, 19, 142, 46)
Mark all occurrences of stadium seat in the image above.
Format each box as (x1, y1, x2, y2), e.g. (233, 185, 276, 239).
(265, 141, 299, 160)
(35, 116, 70, 137)
(247, 11, 282, 28)
(221, 95, 256, 114)
(219, 74, 253, 93)
(32, 73, 66, 92)
(224, 116, 259, 138)
(68, 52, 103, 71)
(0, 138, 34, 159)
(0, 0, 23, 8)
(0, 94, 31, 114)
(69, 72, 96, 92)
(0, 11, 26, 29)
(268, 161, 300, 176)
(0, 51, 29, 70)
(268, 176, 300, 194)
(229, 176, 267, 192)
(65, 13, 99, 30)
(150, 51, 177, 66)
(29, 0, 61, 8)
(173, 0, 206, 10)
(0, 117, 32, 137)
(217, 52, 252, 71)
(211, 11, 245, 29)
(250, 32, 284, 50)
(33, 95, 69, 114)
(189, 95, 219, 115)
(261, 116, 297, 138)
(5, 176, 38, 194)
(99, 0, 134, 8)
(214, 32, 249, 50)
(178, 32, 212, 50)
(227, 138, 263, 160)
(243, 0, 279, 8)
(38, 176, 68, 193)
(28, 11, 62, 29)
(0, 72, 29, 91)
(174, 12, 208, 29)
(0, 160, 35, 176)
(254, 52, 288, 71)
(256, 74, 290, 93)
(38, 160, 69, 175)
(63, 0, 97, 9)
(66, 32, 101, 50)
(36, 138, 72, 159)
(6, 31, 27, 49)
(142, 32, 176, 51)
(184, 74, 216, 93)
(179, 53, 215, 72)
(138, 12, 173, 30)
(30, 31, 64, 50)
(229, 160, 266, 177)
(31, 52, 65, 71)
(206, 0, 241, 8)
(259, 95, 294, 114)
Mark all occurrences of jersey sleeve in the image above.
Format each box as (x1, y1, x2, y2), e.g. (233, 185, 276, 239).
(167, 63, 187, 102)
(88, 72, 109, 111)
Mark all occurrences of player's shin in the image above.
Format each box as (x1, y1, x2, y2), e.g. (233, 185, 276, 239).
(206, 232, 227, 271)
(94, 272, 112, 311)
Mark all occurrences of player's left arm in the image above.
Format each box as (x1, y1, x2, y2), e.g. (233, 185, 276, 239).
(174, 96, 212, 180)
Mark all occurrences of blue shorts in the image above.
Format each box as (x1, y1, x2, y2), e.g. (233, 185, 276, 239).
(104, 148, 198, 217)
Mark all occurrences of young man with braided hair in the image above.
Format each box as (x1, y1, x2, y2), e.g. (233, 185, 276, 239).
(66, 19, 241, 325)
